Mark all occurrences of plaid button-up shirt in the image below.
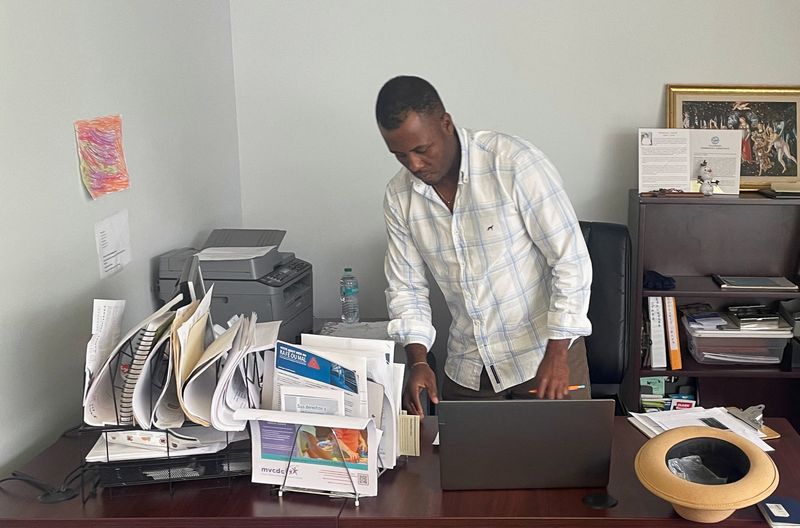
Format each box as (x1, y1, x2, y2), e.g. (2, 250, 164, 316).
(383, 127, 592, 391)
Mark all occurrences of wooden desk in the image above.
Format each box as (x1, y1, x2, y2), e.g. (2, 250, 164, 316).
(2, 418, 798, 527)
(341, 417, 800, 527)
(0, 432, 344, 527)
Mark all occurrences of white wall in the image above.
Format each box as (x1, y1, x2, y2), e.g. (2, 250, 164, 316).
(231, 0, 800, 327)
(0, 1, 241, 472)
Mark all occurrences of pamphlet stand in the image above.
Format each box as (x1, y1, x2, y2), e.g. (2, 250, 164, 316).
(276, 427, 386, 507)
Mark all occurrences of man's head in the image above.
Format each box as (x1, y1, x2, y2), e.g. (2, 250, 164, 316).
(376, 76, 459, 186)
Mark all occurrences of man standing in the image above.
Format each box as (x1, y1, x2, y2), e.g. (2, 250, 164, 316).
(377, 76, 592, 416)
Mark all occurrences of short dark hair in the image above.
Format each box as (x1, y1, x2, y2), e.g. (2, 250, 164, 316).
(375, 76, 445, 129)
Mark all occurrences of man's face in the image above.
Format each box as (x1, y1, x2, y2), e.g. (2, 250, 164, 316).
(379, 111, 458, 186)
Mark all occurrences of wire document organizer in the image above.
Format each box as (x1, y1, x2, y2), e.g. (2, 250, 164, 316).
(274, 425, 391, 506)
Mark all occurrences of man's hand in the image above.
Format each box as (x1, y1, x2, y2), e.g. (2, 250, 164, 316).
(534, 339, 570, 399)
(402, 344, 439, 418)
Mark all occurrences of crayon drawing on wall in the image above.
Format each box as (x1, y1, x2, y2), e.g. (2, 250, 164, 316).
(74, 115, 130, 199)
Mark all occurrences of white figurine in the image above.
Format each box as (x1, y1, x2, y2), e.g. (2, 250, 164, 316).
(698, 160, 718, 196)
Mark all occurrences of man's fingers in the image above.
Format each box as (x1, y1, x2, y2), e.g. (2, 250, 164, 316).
(536, 378, 549, 400)
(403, 383, 425, 417)
(427, 378, 440, 404)
(411, 388, 425, 418)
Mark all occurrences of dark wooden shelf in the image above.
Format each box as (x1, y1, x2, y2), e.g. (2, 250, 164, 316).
(641, 350, 800, 378)
(627, 189, 800, 429)
(642, 276, 800, 299)
(637, 192, 800, 206)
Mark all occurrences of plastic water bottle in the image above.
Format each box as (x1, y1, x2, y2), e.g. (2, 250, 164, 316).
(340, 267, 360, 323)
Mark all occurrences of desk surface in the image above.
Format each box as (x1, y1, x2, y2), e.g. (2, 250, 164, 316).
(1, 418, 799, 527)
(341, 417, 800, 527)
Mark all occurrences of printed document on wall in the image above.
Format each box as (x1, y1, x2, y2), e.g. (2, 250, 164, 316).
(94, 209, 132, 278)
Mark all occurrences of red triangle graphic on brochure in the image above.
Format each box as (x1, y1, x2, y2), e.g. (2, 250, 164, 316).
(307, 357, 321, 370)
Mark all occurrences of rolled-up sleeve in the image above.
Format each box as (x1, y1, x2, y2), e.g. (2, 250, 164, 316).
(512, 151, 592, 340)
(383, 188, 437, 351)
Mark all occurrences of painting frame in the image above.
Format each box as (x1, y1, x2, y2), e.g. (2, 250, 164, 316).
(667, 84, 800, 190)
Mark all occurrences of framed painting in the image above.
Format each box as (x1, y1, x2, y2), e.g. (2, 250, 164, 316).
(667, 85, 800, 189)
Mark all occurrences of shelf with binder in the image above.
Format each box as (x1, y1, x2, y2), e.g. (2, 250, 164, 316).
(641, 343, 800, 378)
(626, 190, 800, 430)
(643, 276, 800, 300)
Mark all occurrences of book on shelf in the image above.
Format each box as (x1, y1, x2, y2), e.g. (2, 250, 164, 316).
(772, 182, 800, 192)
(669, 396, 696, 410)
(639, 394, 696, 412)
(640, 376, 666, 397)
(663, 297, 682, 370)
(711, 274, 799, 291)
(759, 188, 800, 199)
(647, 297, 668, 369)
(758, 495, 800, 527)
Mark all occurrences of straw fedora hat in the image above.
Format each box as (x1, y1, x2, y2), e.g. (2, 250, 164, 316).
(635, 426, 779, 523)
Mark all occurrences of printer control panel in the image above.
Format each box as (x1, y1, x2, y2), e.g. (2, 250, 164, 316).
(260, 257, 312, 287)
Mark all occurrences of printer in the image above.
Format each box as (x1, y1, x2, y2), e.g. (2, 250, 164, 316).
(156, 229, 313, 343)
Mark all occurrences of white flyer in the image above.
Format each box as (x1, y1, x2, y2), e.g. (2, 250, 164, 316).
(235, 408, 379, 497)
(300, 334, 399, 468)
(83, 299, 126, 403)
(271, 341, 368, 419)
(638, 128, 741, 194)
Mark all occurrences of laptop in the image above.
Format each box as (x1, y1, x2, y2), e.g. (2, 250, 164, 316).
(436, 399, 615, 490)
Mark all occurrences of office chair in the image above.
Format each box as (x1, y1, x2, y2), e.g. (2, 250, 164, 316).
(579, 221, 632, 415)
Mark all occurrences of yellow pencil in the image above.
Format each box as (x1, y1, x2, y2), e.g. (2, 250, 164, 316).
(528, 384, 586, 394)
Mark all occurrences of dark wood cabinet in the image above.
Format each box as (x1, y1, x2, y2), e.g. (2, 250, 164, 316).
(625, 190, 800, 429)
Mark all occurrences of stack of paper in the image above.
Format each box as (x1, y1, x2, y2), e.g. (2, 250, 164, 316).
(239, 335, 406, 497)
(628, 406, 773, 451)
(83, 287, 280, 432)
(210, 317, 280, 431)
(300, 334, 403, 469)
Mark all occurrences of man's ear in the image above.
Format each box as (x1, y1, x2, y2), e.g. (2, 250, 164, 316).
(441, 112, 454, 134)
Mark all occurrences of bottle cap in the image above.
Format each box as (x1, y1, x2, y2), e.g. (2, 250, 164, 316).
(344, 267, 352, 272)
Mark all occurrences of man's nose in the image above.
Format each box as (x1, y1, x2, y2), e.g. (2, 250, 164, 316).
(407, 153, 424, 172)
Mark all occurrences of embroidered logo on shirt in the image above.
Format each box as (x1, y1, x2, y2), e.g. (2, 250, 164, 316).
(487, 225, 494, 231)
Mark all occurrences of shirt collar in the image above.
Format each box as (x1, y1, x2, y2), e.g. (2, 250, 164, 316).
(455, 126, 469, 184)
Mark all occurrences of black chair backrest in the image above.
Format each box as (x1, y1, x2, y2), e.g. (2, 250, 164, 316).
(579, 221, 631, 388)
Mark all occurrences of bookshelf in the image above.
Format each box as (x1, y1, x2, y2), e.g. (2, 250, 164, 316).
(626, 190, 800, 429)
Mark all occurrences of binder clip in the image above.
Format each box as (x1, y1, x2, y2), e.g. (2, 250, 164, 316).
(726, 404, 764, 431)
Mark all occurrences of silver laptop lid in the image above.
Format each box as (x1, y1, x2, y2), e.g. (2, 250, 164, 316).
(437, 399, 615, 490)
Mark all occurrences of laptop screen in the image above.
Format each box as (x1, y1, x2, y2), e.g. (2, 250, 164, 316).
(436, 399, 615, 490)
